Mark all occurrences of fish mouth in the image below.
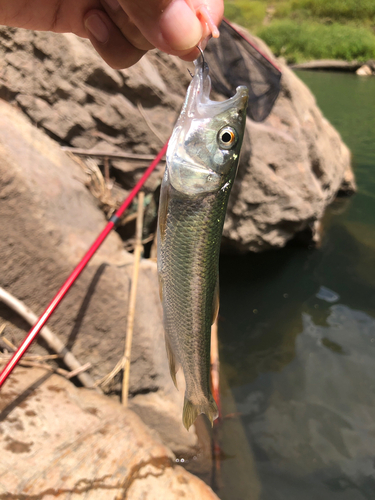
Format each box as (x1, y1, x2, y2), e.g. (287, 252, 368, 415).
(185, 59, 249, 117)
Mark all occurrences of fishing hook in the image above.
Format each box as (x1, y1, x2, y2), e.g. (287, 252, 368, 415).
(196, 45, 205, 68)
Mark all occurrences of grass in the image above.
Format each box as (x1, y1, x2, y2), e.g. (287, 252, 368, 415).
(224, 0, 375, 62)
(292, 0, 375, 22)
(257, 20, 375, 63)
(224, 1, 267, 30)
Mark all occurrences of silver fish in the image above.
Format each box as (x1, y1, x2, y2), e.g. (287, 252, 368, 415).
(157, 57, 248, 430)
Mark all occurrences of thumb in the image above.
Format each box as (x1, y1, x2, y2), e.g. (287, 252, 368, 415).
(118, 0, 203, 53)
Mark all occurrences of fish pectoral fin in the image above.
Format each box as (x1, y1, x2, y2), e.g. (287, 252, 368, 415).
(212, 277, 220, 325)
(165, 335, 179, 390)
(182, 395, 219, 430)
(158, 176, 170, 244)
(158, 273, 163, 303)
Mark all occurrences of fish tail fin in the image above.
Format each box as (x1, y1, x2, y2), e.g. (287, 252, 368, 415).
(182, 395, 218, 430)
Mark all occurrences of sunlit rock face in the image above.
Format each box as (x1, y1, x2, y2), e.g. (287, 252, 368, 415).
(0, 26, 355, 254)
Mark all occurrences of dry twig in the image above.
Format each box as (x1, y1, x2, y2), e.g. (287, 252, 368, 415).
(69, 154, 118, 218)
(0, 353, 60, 361)
(94, 357, 123, 389)
(0, 356, 91, 380)
(94, 192, 145, 399)
(0, 287, 98, 390)
(62, 146, 166, 162)
(0, 325, 17, 352)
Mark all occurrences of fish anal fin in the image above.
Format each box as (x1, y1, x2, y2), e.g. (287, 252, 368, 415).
(182, 395, 219, 430)
(212, 277, 220, 325)
(165, 335, 179, 390)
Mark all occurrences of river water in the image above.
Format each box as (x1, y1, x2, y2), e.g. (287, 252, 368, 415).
(217, 71, 375, 500)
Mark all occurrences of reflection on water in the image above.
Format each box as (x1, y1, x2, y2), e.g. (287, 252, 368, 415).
(217, 72, 375, 499)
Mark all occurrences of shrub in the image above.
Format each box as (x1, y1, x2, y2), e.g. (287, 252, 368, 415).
(293, 0, 375, 21)
(224, 1, 267, 29)
(258, 20, 375, 62)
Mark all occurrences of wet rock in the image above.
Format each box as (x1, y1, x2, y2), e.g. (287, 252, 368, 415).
(290, 59, 362, 72)
(0, 367, 219, 500)
(356, 64, 373, 76)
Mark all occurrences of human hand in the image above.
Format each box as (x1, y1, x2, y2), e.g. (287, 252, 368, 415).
(0, 0, 223, 68)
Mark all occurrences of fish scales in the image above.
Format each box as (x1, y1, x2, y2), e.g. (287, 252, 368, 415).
(161, 187, 229, 387)
(157, 57, 248, 430)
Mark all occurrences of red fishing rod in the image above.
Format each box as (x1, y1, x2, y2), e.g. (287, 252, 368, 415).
(0, 141, 168, 389)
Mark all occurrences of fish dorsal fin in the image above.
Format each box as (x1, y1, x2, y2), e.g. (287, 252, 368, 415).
(165, 334, 179, 389)
(212, 277, 220, 324)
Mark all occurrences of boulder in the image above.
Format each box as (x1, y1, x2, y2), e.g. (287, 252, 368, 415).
(222, 32, 355, 252)
(356, 64, 373, 76)
(0, 366, 219, 500)
(0, 98, 196, 456)
(290, 60, 362, 72)
(0, 25, 355, 252)
(0, 27, 182, 154)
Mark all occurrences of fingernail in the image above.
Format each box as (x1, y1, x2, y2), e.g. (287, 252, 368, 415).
(85, 14, 109, 43)
(104, 0, 120, 11)
(160, 0, 202, 51)
(200, 36, 210, 51)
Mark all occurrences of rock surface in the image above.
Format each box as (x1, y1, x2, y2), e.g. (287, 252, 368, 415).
(291, 58, 375, 75)
(0, 366, 219, 499)
(222, 31, 355, 252)
(0, 98, 196, 456)
(0, 25, 355, 252)
(356, 64, 373, 76)
(290, 59, 363, 72)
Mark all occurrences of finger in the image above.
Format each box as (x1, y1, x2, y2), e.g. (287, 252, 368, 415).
(179, 47, 200, 62)
(84, 9, 146, 69)
(99, 0, 154, 51)
(117, 0, 204, 53)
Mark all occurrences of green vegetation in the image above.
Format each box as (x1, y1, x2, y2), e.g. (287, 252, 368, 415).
(224, 1, 267, 30)
(293, 0, 375, 22)
(224, 0, 375, 62)
(258, 20, 375, 63)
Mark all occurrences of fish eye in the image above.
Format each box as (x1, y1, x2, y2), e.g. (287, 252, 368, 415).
(217, 126, 238, 150)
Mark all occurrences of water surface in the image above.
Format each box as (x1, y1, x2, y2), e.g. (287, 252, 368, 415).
(217, 71, 375, 500)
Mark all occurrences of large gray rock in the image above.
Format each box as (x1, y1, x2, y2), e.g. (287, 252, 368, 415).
(0, 366, 219, 500)
(0, 25, 355, 252)
(222, 32, 355, 252)
(0, 27, 182, 154)
(0, 98, 196, 455)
